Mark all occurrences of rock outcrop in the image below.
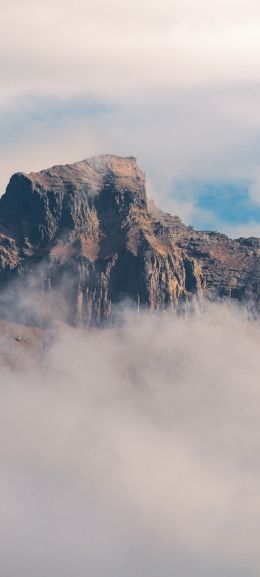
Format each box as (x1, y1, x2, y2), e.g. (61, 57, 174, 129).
(0, 154, 259, 325)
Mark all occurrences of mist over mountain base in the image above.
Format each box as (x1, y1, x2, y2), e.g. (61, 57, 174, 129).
(0, 302, 260, 576)
(0, 155, 259, 326)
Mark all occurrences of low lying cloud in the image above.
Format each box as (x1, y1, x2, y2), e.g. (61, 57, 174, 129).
(0, 300, 260, 576)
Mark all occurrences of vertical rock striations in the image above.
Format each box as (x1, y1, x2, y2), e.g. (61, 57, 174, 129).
(0, 154, 259, 325)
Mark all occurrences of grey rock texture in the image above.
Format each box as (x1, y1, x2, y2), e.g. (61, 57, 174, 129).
(0, 154, 259, 325)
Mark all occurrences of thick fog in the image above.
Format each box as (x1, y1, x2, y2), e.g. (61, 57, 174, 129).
(0, 302, 260, 576)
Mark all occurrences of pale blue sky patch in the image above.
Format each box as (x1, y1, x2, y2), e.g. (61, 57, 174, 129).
(168, 179, 260, 236)
(0, 95, 113, 150)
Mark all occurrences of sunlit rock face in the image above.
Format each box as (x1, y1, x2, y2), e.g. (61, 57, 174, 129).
(0, 154, 259, 325)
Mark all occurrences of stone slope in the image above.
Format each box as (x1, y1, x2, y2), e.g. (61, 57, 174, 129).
(0, 154, 259, 325)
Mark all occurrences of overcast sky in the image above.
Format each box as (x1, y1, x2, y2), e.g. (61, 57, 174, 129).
(1, 0, 260, 235)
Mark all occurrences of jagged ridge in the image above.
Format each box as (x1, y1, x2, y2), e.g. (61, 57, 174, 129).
(0, 154, 259, 325)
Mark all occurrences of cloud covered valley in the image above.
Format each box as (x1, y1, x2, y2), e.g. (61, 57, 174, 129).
(0, 302, 260, 576)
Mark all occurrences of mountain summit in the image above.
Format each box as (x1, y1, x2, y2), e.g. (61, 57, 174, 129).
(0, 155, 259, 324)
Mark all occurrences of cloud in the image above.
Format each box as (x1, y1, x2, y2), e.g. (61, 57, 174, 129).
(0, 299, 260, 575)
(1, 0, 260, 235)
(1, 85, 260, 188)
(249, 168, 260, 206)
(160, 177, 260, 234)
(221, 221, 260, 238)
(1, 2, 260, 103)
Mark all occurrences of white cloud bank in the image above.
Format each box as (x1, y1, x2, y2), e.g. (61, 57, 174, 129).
(1, 2, 260, 102)
(0, 303, 260, 576)
(2, 0, 260, 108)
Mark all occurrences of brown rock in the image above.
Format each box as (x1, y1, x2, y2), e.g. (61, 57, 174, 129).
(0, 154, 259, 325)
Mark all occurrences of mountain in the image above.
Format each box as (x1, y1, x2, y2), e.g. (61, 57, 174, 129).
(0, 154, 259, 325)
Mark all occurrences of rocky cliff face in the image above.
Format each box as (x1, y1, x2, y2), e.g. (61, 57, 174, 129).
(0, 154, 259, 325)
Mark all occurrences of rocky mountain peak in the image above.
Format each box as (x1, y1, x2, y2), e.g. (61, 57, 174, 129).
(0, 155, 259, 326)
(26, 154, 144, 196)
(0, 154, 147, 247)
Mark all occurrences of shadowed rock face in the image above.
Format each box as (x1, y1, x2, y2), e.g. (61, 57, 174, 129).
(0, 154, 259, 325)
